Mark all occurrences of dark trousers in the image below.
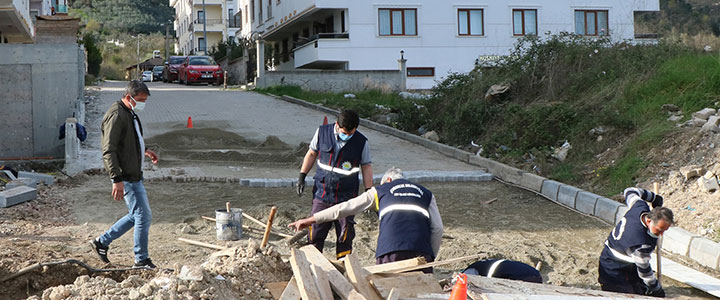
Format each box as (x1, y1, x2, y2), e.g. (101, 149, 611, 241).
(376, 251, 435, 274)
(598, 264, 645, 295)
(309, 198, 355, 259)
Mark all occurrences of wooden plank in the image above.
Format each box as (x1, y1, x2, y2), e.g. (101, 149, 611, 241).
(364, 257, 426, 274)
(299, 245, 363, 300)
(381, 254, 484, 274)
(312, 264, 334, 300)
(369, 273, 442, 299)
(266, 281, 289, 300)
(344, 254, 383, 300)
(466, 275, 654, 299)
(386, 288, 400, 300)
(290, 248, 322, 300)
(650, 253, 720, 298)
(279, 276, 301, 300)
(261, 206, 278, 248)
(177, 238, 226, 250)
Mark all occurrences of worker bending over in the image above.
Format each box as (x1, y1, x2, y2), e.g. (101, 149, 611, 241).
(598, 187, 673, 298)
(463, 259, 542, 283)
(289, 167, 443, 273)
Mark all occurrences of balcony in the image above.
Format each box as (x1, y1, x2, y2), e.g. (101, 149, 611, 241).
(227, 18, 241, 29)
(0, 0, 34, 43)
(192, 18, 224, 32)
(293, 36, 350, 69)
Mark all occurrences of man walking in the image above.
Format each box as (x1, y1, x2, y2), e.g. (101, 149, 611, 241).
(598, 187, 673, 298)
(290, 167, 443, 272)
(296, 109, 373, 259)
(90, 80, 158, 269)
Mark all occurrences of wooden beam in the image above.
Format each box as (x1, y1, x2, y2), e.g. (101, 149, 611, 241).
(267, 281, 290, 300)
(344, 254, 383, 300)
(290, 248, 322, 300)
(177, 238, 226, 250)
(312, 264, 334, 300)
(369, 273, 442, 299)
(261, 206, 278, 248)
(380, 254, 484, 274)
(299, 245, 363, 300)
(279, 276, 301, 300)
(364, 257, 426, 274)
(466, 275, 655, 299)
(243, 211, 293, 238)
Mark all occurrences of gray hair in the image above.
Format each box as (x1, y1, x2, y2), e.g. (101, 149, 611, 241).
(381, 167, 404, 184)
(648, 207, 674, 225)
(125, 80, 150, 97)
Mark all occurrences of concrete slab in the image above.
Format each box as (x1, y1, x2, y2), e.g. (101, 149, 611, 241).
(651, 253, 720, 297)
(18, 171, 54, 186)
(663, 227, 700, 256)
(557, 185, 581, 208)
(540, 180, 561, 202)
(594, 197, 621, 224)
(0, 186, 37, 208)
(688, 237, 720, 270)
(520, 172, 545, 193)
(575, 191, 599, 215)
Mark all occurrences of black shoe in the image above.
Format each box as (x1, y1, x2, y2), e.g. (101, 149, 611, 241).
(89, 239, 110, 264)
(134, 258, 156, 269)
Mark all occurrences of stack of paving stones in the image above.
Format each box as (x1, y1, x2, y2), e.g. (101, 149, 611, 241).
(0, 172, 53, 208)
(275, 93, 720, 273)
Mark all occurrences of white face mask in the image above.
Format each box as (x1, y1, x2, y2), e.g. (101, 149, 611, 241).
(129, 95, 146, 113)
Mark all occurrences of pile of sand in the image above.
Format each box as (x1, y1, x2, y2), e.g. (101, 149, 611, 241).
(30, 240, 291, 300)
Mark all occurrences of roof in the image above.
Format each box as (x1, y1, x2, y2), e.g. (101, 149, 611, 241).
(126, 57, 165, 70)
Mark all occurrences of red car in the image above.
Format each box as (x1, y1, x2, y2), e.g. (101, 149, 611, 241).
(178, 56, 224, 85)
(163, 56, 186, 83)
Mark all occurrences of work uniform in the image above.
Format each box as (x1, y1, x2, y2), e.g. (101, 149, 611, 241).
(313, 179, 443, 272)
(463, 259, 542, 283)
(598, 188, 662, 295)
(308, 123, 370, 258)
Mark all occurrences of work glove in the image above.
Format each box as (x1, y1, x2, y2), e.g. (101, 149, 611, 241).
(644, 284, 665, 298)
(643, 189, 663, 208)
(297, 173, 307, 197)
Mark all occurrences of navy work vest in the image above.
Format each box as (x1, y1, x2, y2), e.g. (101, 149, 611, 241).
(312, 124, 367, 204)
(600, 198, 657, 281)
(375, 179, 434, 258)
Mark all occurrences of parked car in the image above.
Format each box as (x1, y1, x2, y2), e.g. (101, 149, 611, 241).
(152, 66, 164, 81)
(163, 56, 186, 83)
(141, 70, 153, 82)
(178, 56, 224, 85)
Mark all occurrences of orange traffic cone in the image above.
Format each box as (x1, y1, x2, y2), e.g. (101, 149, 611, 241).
(187, 116, 193, 128)
(323, 116, 328, 125)
(448, 273, 467, 300)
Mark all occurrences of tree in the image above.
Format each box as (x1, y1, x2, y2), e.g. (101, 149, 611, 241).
(82, 34, 103, 76)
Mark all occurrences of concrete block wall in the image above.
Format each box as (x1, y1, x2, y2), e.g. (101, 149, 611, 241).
(257, 70, 402, 93)
(273, 92, 720, 272)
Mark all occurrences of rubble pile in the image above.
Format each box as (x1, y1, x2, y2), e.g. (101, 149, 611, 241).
(31, 240, 292, 300)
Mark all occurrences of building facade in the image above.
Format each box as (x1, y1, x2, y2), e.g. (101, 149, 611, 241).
(171, 0, 242, 56)
(0, 0, 54, 43)
(234, 0, 659, 89)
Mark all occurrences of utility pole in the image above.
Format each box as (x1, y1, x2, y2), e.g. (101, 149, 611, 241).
(202, 0, 207, 55)
(165, 23, 170, 61)
(136, 34, 142, 79)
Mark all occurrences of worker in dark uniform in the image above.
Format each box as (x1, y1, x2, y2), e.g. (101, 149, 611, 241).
(289, 167, 443, 272)
(296, 109, 373, 259)
(598, 187, 673, 298)
(463, 259, 542, 283)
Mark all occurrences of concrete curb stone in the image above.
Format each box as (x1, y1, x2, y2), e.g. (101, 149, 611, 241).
(18, 171, 54, 186)
(688, 237, 720, 270)
(575, 191, 600, 215)
(557, 184, 581, 208)
(0, 186, 38, 208)
(540, 180, 561, 202)
(520, 173, 545, 193)
(663, 227, 700, 256)
(594, 197, 621, 224)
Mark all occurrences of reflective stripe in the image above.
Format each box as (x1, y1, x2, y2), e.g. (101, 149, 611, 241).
(379, 204, 430, 221)
(604, 240, 635, 264)
(316, 160, 360, 176)
(374, 191, 380, 211)
(390, 184, 424, 196)
(487, 259, 506, 278)
(337, 250, 352, 259)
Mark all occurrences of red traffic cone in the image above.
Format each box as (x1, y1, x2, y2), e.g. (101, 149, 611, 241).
(448, 273, 467, 300)
(187, 116, 193, 128)
(322, 116, 328, 125)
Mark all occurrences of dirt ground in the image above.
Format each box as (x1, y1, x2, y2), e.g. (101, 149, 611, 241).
(1, 176, 717, 299)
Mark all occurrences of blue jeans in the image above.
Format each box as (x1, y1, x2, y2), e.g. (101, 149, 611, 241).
(98, 180, 152, 262)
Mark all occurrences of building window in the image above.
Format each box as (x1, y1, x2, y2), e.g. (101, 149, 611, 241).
(197, 10, 204, 22)
(575, 10, 608, 36)
(198, 37, 206, 52)
(258, 0, 263, 22)
(458, 9, 483, 36)
(378, 8, 417, 36)
(407, 67, 435, 77)
(512, 9, 537, 36)
(250, 1, 254, 23)
(267, 0, 272, 19)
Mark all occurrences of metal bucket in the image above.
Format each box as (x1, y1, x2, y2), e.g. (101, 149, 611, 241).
(215, 208, 243, 241)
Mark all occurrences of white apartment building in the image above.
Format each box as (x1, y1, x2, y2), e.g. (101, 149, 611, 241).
(233, 0, 659, 89)
(171, 0, 242, 56)
(0, 0, 55, 43)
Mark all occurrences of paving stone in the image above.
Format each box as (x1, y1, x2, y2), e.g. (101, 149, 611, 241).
(540, 180, 561, 202)
(249, 179, 265, 187)
(557, 184, 580, 208)
(0, 186, 37, 208)
(18, 171, 54, 186)
(688, 237, 720, 270)
(663, 227, 700, 256)
(594, 197, 621, 224)
(240, 179, 250, 186)
(575, 191, 599, 215)
(5, 178, 37, 189)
